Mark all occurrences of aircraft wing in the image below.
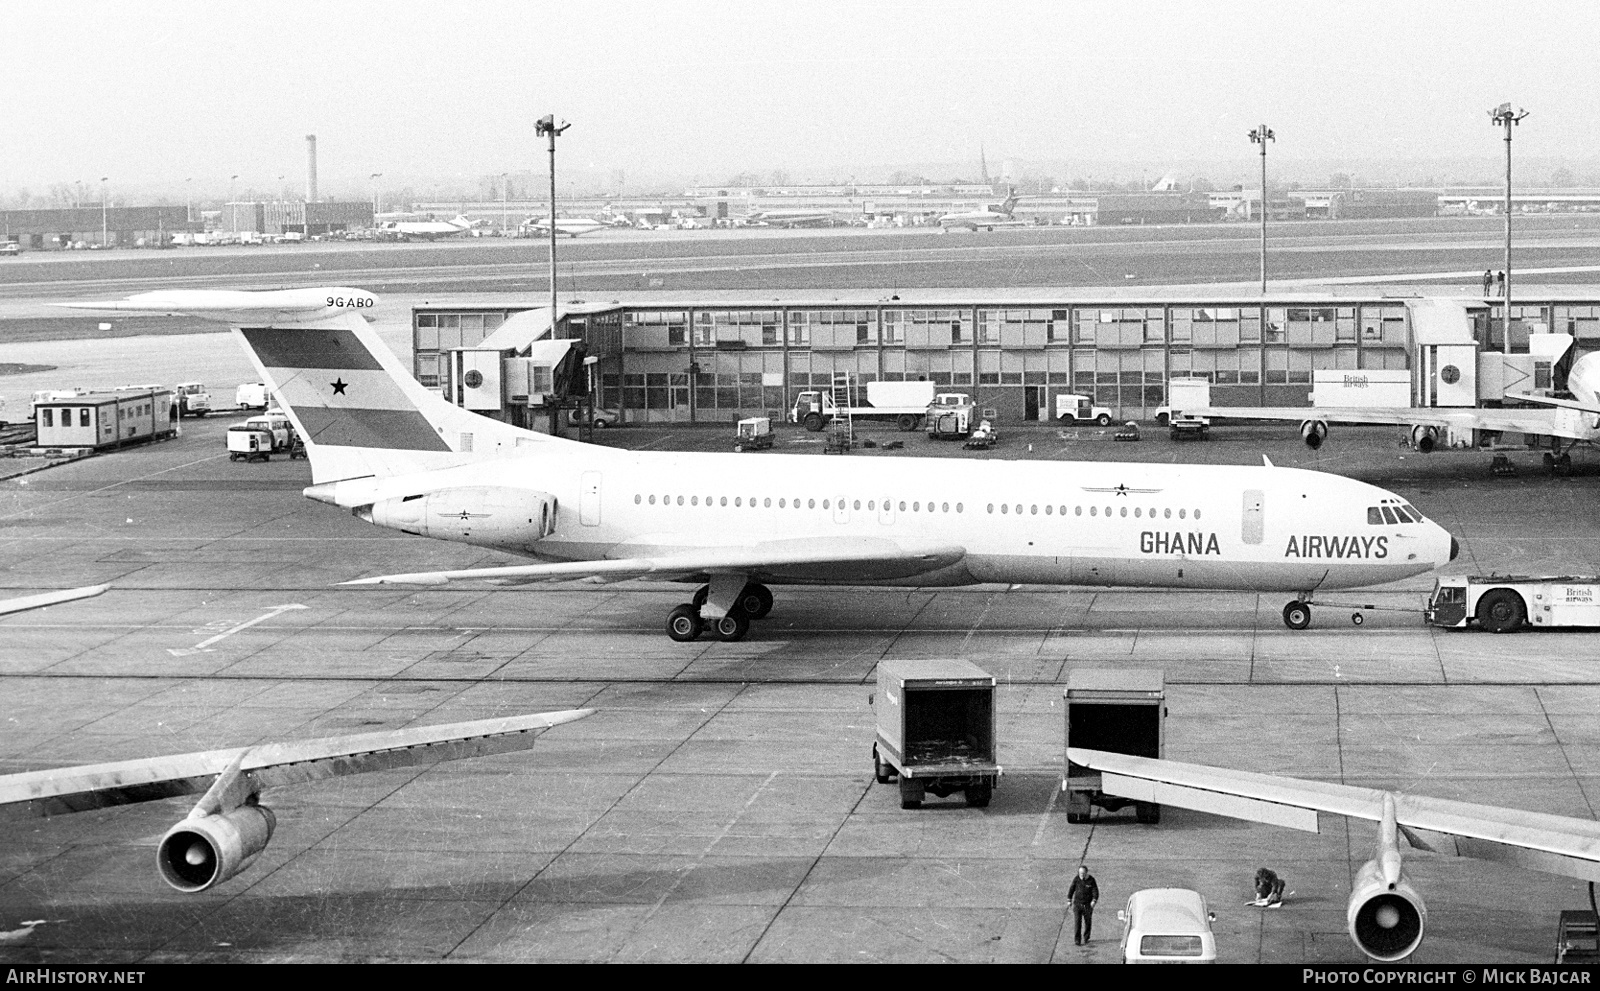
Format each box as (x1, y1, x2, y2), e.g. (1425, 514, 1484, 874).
(339, 535, 967, 588)
(0, 584, 109, 617)
(1068, 748, 1600, 883)
(1191, 405, 1575, 439)
(1507, 392, 1600, 416)
(0, 709, 593, 819)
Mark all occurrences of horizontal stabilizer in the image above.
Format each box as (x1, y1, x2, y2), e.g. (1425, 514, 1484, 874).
(59, 288, 377, 324)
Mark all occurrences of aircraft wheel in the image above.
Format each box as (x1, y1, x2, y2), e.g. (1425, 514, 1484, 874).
(1352, 612, 1365, 626)
(1096, 414, 1112, 426)
(1476, 589, 1526, 634)
(666, 604, 703, 642)
(712, 610, 750, 642)
(736, 583, 773, 620)
(691, 584, 710, 608)
(1282, 601, 1312, 630)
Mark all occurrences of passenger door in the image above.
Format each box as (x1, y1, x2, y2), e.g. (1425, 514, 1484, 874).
(1242, 489, 1264, 545)
(580, 472, 602, 526)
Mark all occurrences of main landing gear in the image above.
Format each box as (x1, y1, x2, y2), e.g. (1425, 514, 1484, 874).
(664, 582, 774, 643)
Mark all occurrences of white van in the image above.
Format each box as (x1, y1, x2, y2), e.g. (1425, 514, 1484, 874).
(236, 383, 271, 410)
(1118, 888, 1217, 963)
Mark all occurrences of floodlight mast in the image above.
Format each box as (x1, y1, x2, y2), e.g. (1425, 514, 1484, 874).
(1249, 125, 1274, 294)
(1489, 103, 1528, 356)
(536, 114, 571, 330)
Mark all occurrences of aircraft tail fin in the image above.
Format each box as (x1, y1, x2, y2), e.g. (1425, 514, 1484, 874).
(64, 288, 567, 484)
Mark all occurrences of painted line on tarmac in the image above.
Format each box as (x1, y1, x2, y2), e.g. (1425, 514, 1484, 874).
(167, 603, 308, 656)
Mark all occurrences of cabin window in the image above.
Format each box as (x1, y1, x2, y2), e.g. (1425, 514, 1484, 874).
(635, 495, 641, 504)
(1089, 506, 1096, 516)
(1001, 504, 1008, 514)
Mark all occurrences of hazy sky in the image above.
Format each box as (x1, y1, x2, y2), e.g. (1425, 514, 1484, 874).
(7, 0, 1600, 196)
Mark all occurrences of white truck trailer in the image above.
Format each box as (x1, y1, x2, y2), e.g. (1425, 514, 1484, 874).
(790, 380, 937, 432)
(1426, 575, 1600, 633)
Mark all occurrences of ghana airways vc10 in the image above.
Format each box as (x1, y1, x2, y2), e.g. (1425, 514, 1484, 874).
(69, 288, 1459, 642)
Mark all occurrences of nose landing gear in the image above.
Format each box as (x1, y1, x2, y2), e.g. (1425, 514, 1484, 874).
(1282, 600, 1312, 630)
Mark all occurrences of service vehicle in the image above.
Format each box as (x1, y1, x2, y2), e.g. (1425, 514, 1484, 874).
(790, 380, 938, 432)
(871, 659, 1000, 809)
(235, 382, 271, 410)
(1153, 377, 1213, 427)
(925, 392, 979, 439)
(733, 416, 774, 452)
(1425, 575, 1600, 633)
(1062, 668, 1166, 823)
(1167, 415, 1210, 441)
(226, 424, 275, 462)
(173, 382, 212, 417)
(1555, 910, 1600, 964)
(1118, 889, 1218, 964)
(1055, 393, 1114, 426)
(0, 242, 20, 257)
(1114, 420, 1141, 442)
(963, 418, 998, 449)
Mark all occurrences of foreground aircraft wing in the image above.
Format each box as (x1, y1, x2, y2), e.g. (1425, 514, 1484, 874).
(1507, 392, 1600, 416)
(340, 536, 967, 588)
(1191, 405, 1573, 440)
(0, 584, 109, 617)
(1069, 747, 1600, 883)
(0, 708, 593, 819)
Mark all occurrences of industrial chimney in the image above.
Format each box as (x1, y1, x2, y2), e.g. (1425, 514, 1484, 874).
(305, 134, 318, 203)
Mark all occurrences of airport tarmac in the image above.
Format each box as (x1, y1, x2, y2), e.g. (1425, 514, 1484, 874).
(1, 416, 1598, 964)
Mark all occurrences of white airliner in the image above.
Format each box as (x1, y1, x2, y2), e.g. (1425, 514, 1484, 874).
(0, 709, 591, 893)
(1070, 747, 1600, 961)
(743, 210, 837, 228)
(938, 192, 1028, 231)
(377, 214, 475, 241)
(1192, 338, 1600, 473)
(65, 288, 1458, 640)
(524, 215, 606, 238)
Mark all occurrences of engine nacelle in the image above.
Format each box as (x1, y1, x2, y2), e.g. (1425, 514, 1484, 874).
(1346, 857, 1426, 961)
(1410, 424, 1439, 454)
(361, 486, 559, 551)
(1300, 419, 1329, 450)
(157, 804, 276, 893)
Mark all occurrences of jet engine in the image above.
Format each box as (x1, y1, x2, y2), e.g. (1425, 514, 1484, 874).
(1346, 858, 1426, 961)
(157, 804, 276, 893)
(361, 486, 559, 551)
(1300, 419, 1329, 450)
(1410, 424, 1439, 454)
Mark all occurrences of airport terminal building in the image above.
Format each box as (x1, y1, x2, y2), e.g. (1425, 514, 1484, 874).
(412, 290, 1599, 426)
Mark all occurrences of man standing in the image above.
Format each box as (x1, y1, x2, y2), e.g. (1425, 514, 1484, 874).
(1483, 269, 1494, 296)
(1068, 864, 1099, 945)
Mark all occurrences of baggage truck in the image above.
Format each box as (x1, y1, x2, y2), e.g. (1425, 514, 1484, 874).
(925, 392, 978, 439)
(790, 380, 938, 432)
(871, 659, 1000, 809)
(1425, 575, 1600, 633)
(1062, 668, 1166, 823)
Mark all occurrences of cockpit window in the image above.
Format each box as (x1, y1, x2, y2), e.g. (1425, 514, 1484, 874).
(1367, 507, 1383, 525)
(1380, 506, 1399, 525)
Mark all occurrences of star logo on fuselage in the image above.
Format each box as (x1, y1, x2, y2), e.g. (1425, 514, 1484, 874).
(331, 378, 348, 396)
(1081, 483, 1163, 497)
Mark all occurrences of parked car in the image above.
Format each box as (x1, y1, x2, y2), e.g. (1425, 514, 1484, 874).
(566, 407, 620, 428)
(1118, 889, 1217, 964)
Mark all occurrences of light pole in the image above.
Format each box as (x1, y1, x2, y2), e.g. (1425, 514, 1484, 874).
(100, 177, 109, 246)
(500, 172, 509, 235)
(185, 178, 193, 224)
(535, 114, 570, 328)
(1248, 125, 1274, 294)
(1489, 103, 1528, 356)
(369, 173, 382, 221)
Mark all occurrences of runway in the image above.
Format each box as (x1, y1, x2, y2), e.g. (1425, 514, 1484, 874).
(2, 414, 1598, 963)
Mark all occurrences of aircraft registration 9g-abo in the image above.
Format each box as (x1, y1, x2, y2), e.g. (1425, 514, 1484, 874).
(67, 288, 1459, 641)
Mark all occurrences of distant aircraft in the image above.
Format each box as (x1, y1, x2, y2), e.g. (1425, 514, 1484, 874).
(1190, 335, 1600, 474)
(938, 191, 1027, 231)
(523, 216, 607, 238)
(1, 709, 592, 892)
(1070, 747, 1600, 961)
(376, 214, 474, 241)
(65, 287, 1458, 640)
(742, 210, 836, 229)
